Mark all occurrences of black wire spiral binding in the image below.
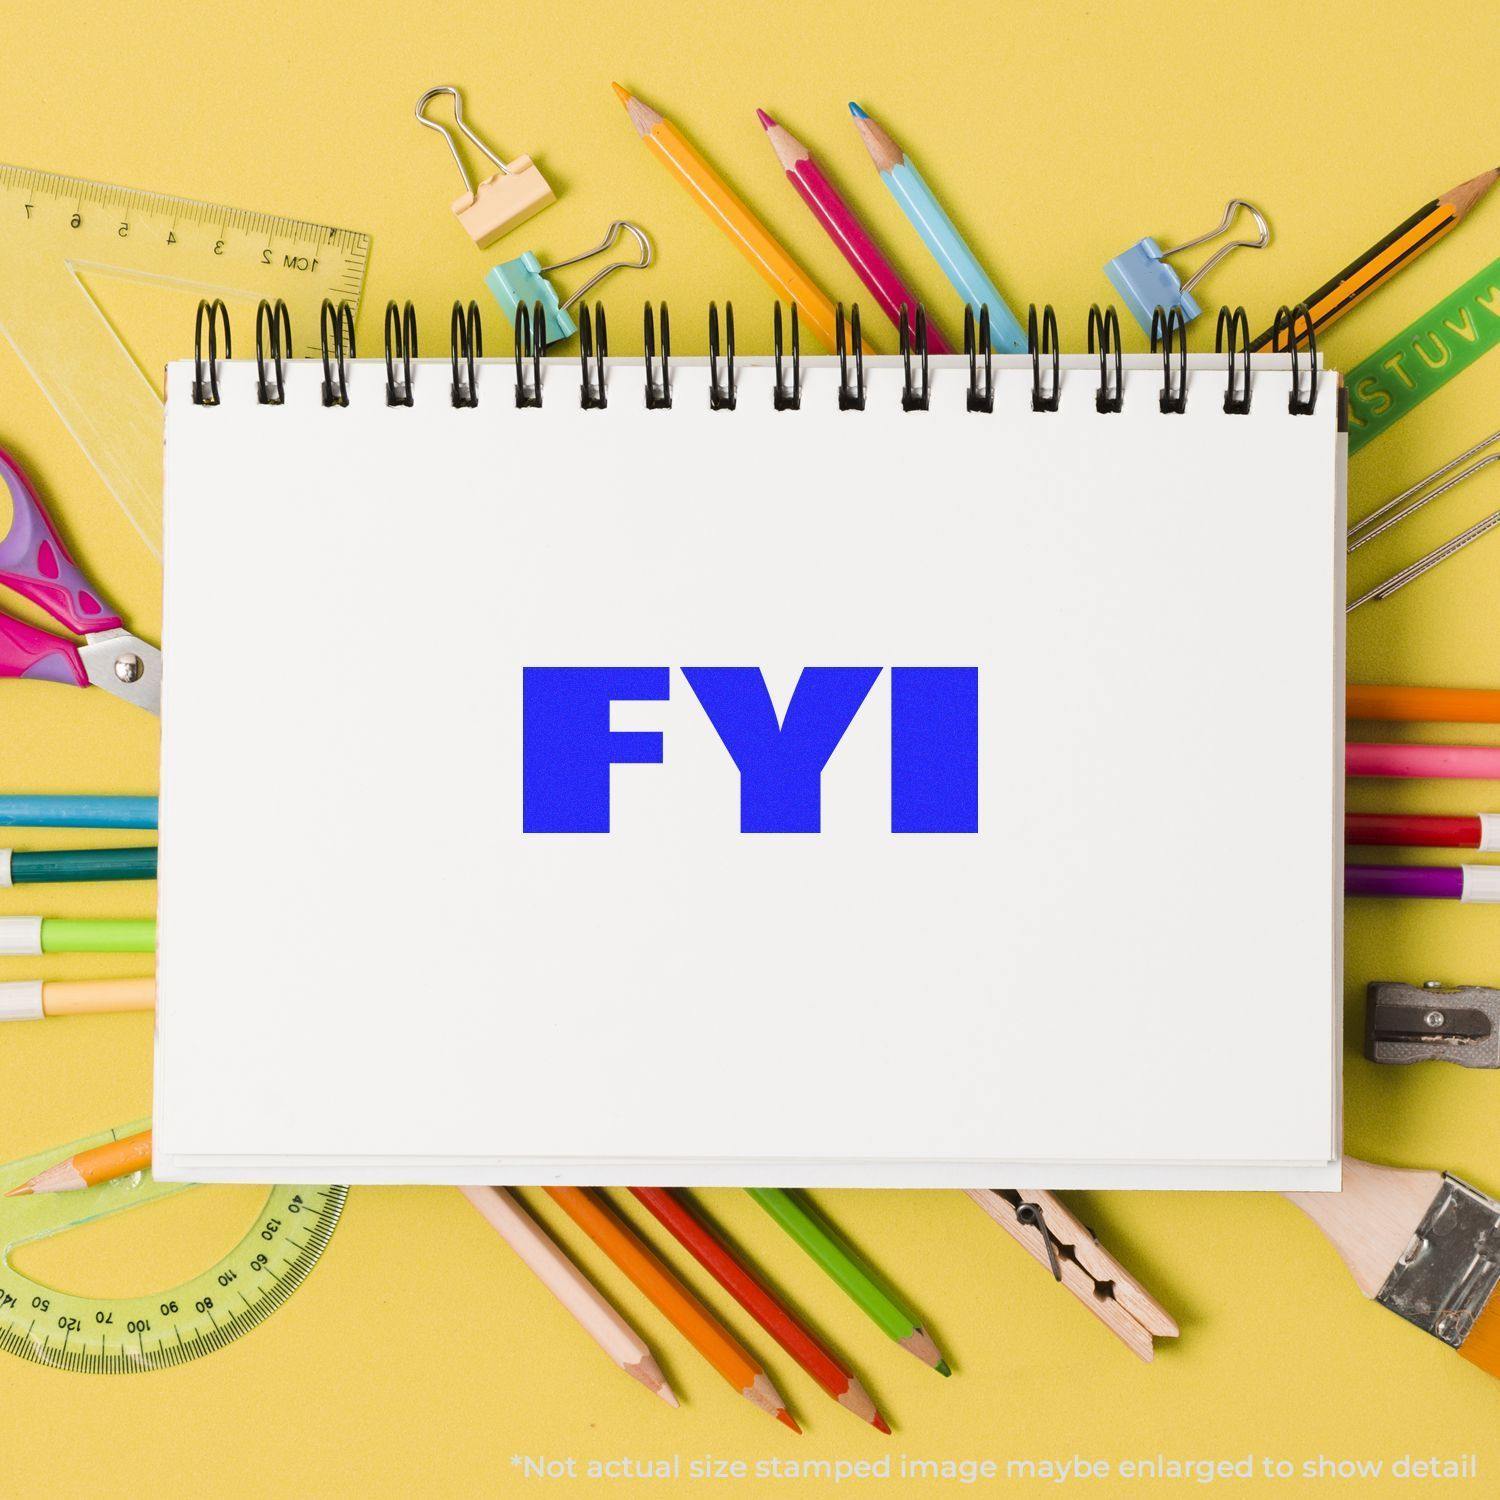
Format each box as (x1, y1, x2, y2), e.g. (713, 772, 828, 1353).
(1028, 304, 1060, 412)
(383, 301, 417, 407)
(836, 304, 865, 411)
(900, 305, 930, 411)
(450, 300, 481, 408)
(773, 304, 801, 411)
(579, 303, 607, 409)
(643, 303, 671, 409)
(708, 303, 737, 410)
(1216, 306, 1251, 414)
(1150, 305, 1188, 414)
(1273, 303, 1319, 414)
(256, 300, 291, 406)
(1087, 304, 1123, 414)
(320, 300, 355, 408)
(193, 298, 231, 405)
(514, 302, 544, 408)
(964, 306, 993, 413)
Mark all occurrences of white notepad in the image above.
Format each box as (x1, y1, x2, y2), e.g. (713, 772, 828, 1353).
(155, 348, 1345, 1188)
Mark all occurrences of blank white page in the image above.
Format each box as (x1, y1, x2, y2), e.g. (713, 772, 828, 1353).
(155, 353, 1343, 1188)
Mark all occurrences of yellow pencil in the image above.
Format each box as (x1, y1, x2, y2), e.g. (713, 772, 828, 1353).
(612, 83, 869, 354)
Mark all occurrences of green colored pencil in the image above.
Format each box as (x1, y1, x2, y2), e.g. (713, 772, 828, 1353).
(747, 1187, 949, 1374)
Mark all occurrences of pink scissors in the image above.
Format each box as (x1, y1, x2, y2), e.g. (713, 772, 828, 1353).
(0, 448, 160, 715)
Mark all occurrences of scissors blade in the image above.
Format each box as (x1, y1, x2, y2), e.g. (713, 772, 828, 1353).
(78, 630, 162, 716)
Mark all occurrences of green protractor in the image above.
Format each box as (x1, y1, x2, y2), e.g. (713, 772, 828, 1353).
(0, 1120, 345, 1372)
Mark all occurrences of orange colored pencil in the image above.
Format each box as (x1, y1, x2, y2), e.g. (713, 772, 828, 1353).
(7, 1128, 152, 1195)
(632, 1187, 890, 1431)
(545, 1186, 799, 1430)
(1251, 166, 1498, 350)
(1347, 683, 1500, 724)
(612, 83, 870, 355)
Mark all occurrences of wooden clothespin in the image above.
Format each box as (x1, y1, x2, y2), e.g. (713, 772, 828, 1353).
(966, 1188, 1179, 1362)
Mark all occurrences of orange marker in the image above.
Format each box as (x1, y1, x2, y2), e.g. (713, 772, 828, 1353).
(612, 83, 868, 354)
(7, 1128, 152, 1196)
(545, 1186, 799, 1430)
(1348, 683, 1500, 724)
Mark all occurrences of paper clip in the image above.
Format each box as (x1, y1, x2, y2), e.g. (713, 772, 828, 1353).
(1105, 200, 1269, 333)
(1346, 431, 1500, 611)
(485, 222, 652, 343)
(415, 85, 555, 248)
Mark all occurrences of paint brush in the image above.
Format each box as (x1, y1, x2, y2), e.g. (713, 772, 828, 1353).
(1286, 1158, 1500, 1381)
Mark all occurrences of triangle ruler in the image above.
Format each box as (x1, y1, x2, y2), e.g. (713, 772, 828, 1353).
(0, 164, 370, 560)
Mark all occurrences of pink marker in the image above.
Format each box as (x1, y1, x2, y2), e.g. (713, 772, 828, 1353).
(757, 109, 953, 353)
(1348, 742, 1500, 779)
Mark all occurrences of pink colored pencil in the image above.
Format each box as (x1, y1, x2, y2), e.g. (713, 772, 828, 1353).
(756, 109, 953, 353)
(1348, 742, 1500, 779)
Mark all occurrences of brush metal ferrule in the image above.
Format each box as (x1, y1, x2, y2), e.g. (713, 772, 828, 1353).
(1376, 1175, 1500, 1348)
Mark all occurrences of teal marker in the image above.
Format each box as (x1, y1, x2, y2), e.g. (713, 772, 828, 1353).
(849, 102, 1026, 353)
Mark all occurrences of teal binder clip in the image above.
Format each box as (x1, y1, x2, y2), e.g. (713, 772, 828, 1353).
(485, 220, 652, 342)
(1105, 200, 1269, 333)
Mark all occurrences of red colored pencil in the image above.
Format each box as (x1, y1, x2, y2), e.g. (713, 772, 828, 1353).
(630, 1187, 890, 1432)
(756, 109, 952, 353)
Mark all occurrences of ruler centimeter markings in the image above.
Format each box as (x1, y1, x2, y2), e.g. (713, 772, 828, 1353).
(0, 1121, 345, 1372)
(0, 164, 370, 559)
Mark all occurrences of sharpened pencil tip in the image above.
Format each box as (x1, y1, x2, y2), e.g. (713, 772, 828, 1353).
(656, 1384, 680, 1408)
(4, 1185, 30, 1197)
(873, 1413, 892, 1435)
(936, 1358, 952, 1377)
(776, 1409, 802, 1434)
(610, 82, 630, 104)
(848, 101, 868, 118)
(755, 108, 776, 130)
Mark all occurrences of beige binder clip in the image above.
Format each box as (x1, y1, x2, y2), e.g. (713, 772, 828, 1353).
(966, 1188, 1180, 1361)
(415, 85, 556, 248)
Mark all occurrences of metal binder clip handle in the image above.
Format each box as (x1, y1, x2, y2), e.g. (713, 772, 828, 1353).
(486, 223, 652, 344)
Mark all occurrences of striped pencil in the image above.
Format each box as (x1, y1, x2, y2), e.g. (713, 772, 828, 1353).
(1347, 864, 1500, 902)
(1, 847, 157, 885)
(545, 1186, 798, 1430)
(7, 1129, 152, 1195)
(1251, 168, 1499, 351)
(747, 1188, 947, 1374)
(1349, 743, 1500, 779)
(631, 1187, 890, 1432)
(460, 1186, 677, 1406)
(1349, 685, 1500, 723)
(1347, 812, 1500, 850)
(0, 976, 156, 1022)
(848, 102, 1026, 353)
(756, 110, 952, 352)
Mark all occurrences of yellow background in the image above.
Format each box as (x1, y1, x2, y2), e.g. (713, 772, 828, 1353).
(1, 0, 1498, 1493)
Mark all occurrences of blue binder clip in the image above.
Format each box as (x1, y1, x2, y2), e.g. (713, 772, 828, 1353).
(1105, 200, 1269, 333)
(485, 220, 652, 343)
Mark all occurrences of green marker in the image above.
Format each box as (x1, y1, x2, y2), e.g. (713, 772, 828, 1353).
(0, 916, 156, 955)
(2, 847, 157, 885)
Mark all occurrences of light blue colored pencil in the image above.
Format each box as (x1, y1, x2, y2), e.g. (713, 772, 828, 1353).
(0, 795, 159, 829)
(849, 102, 1026, 353)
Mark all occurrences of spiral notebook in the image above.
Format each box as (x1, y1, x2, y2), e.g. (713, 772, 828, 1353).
(154, 313, 1346, 1188)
